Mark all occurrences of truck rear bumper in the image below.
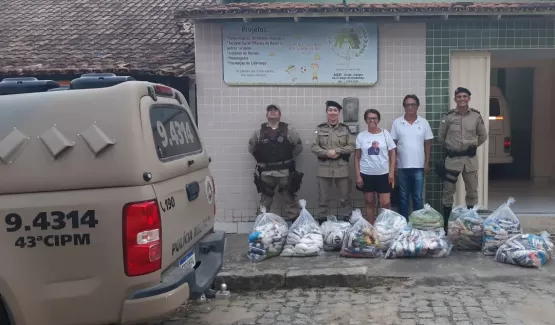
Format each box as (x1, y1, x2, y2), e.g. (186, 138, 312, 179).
(120, 280, 190, 324)
(120, 230, 226, 324)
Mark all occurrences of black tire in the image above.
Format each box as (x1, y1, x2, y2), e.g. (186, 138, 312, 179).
(0, 298, 10, 325)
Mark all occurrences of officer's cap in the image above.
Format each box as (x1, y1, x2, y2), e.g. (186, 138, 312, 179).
(455, 87, 471, 96)
(326, 100, 343, 111)
(266, 104, 281, 112)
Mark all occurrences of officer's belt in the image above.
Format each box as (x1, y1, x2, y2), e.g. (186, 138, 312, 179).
(318, 156, 339, 161)
(257, 160, 294, 172)
(446, 149, 469, 158)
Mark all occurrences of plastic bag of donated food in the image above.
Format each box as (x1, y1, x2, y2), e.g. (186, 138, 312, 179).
(320, 215, 351, 251)
(247, 205, 289, 262)
(409, 204, 445, 235)
(385, 227, 452, 259)
(448, 205, 486, 251)
(482, 197, 522, 256)
(495, 232, 554, 268)
(280, 199, 324, 257)
(374, 208, 407, 251)
(340, 209, 382, 258)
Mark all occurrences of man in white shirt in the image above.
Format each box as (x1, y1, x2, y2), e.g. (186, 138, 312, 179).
(390, 95, 434, 219)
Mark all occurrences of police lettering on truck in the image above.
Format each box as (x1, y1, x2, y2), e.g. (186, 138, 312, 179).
(171, 215, 211, 256)
(5, 210, 98, 248)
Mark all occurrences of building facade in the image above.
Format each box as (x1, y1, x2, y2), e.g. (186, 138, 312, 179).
(180, 2, 555, 233)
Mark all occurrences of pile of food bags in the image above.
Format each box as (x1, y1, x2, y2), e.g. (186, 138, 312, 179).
(280, 199, 323, 257)
(495, 231, 554, 268)
(448, 205, 485, 250)
(320, 216, 351, 251)
(247, 206, 289, 262)
(340, 209, 382, 258)
(482, 197, 522, 256)
(408, 204, 445, 235)
(385, 227, 452, 259)
(374, 209, 408, 251)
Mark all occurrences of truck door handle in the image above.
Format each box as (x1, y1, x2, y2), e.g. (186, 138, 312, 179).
(186, 182, 200, 201)
(188, 160, 194, 166)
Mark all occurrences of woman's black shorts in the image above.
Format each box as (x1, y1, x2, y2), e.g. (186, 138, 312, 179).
(355, 173, 392, 194)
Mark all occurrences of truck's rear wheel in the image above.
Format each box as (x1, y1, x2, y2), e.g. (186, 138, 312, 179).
(0, 298, 10, 325)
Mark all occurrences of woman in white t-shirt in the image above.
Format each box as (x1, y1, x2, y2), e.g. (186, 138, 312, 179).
(354, 109, 397, 223)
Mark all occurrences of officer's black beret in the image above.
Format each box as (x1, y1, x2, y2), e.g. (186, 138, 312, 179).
(455, 87, 471, 96)
(325, 100, 343, 110)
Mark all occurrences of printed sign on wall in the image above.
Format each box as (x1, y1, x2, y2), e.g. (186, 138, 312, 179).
(222, 22, 378, 86)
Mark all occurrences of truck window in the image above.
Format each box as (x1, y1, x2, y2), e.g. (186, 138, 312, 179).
(490, 98, 501, 117)
(150, 104, 202, 160)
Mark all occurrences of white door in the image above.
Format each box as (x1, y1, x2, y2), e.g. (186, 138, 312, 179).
(449, 52, 491, 209)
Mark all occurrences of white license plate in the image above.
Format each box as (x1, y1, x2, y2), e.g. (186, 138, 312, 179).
(179, 250, 196, 269)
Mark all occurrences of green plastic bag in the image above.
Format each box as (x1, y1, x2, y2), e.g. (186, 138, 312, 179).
(409, 204, 445, 234)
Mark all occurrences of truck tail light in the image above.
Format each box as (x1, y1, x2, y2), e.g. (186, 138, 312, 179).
(154, 84, 174, 97)
(123, 200, 162, 277)
(504, 137, 511, 153)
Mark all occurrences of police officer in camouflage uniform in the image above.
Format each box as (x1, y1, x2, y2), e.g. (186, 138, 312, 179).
(311, 101, 355, 219)
(248, 104, 304, 221)
(438, 87, 488, 231)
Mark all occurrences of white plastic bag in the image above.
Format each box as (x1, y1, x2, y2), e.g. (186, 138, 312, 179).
(320, 215, 351, 251)
(449, 205, 468, 222)
(482, 197, 522, 256)
(495, 232, 554, 268)
(408, 204, 445, 233)
(280, 199, 323, 257)
(340, 209, 382, 258)
(247, 206, 289, 262)
(448, 205, 485, 251)
(385, 227, 452, 259)
(374, 209, 407, 251)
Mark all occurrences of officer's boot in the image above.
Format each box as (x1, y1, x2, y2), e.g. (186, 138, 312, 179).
(443, 206, 452, 234)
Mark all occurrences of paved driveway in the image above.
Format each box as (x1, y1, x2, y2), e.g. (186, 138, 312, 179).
(153, 277, 555, 325)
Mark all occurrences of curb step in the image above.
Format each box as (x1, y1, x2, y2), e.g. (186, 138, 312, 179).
(214, 267, 411, 291)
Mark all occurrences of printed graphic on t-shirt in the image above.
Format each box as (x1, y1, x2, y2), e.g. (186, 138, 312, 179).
(356, 130, 397, 176)
(368, 141, 380, 155)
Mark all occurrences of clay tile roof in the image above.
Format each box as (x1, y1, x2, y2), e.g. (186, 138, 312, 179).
(176, 1, 555, 19)
(1, 0, 213, 78)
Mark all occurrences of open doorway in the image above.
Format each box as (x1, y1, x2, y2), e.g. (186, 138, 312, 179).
(488, 50, 555, 215)
(489, 67, 533, 180)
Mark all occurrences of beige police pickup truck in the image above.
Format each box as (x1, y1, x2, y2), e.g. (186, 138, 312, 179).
(0, 74, 225, 325)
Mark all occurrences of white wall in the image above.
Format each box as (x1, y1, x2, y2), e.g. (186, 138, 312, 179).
(194, 22, 426, 233)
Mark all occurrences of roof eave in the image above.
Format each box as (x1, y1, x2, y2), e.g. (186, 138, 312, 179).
(175, 10, 555, 20)
(0, 67, 195, 78)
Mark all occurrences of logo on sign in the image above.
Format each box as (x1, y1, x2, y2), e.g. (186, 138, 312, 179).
(205, 176, 214, 204)
(328, 24, 369, 61)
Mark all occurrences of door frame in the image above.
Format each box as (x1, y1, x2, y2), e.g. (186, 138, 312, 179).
(449, 51, 491, 209)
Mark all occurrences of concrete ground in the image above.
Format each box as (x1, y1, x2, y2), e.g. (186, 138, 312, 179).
(150, 219, 555, 325)
(155, 278, 555, 325)
(489, 180, 555, 215)
(216, 229, 555, 291)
